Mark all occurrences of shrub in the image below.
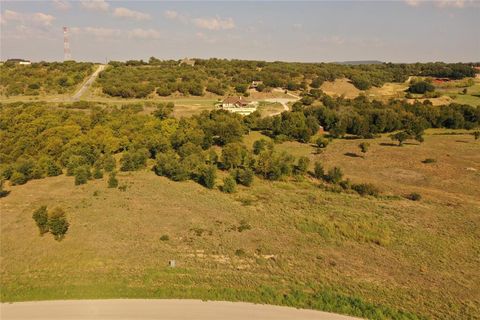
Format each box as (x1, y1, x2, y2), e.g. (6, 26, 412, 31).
(222, 176, 236, 193)
(408, 80, 435, 94)
(199, 165, 216, 189)
(473, 131, 480, 140)
(358, 142, 370, 154)
(422, 158, 436, 164)
(313, 162, 324, 179)
(108, 171, 119, 188)
(160, 234, 170, 241)
(47, 207, 69, 241)
(32, 206, 49, 235)
(295, 156, 310, 175)
(324, 167, 343, 184)
(406, 192, 422, 201)
(74, 165, 91, 185)
(316, 136, 329, 149)
(235, 249, 246, 257)
(237, 219, 251, 232)
(0, 180, 9, 198)
(351, 183, 380, 197)
(234, 168, 254, 187)
(10, 171, 27, 185)
(93, 166, 103, 179)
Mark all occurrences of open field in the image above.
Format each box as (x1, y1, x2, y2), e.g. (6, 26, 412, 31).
(320, 79, 361, 99)
(1, 129, 479, 319)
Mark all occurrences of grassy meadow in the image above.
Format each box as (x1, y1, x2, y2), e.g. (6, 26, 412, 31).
(1, 129, 479, 319)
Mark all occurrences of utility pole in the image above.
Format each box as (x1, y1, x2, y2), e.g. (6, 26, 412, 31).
(63, 26, 71, 61)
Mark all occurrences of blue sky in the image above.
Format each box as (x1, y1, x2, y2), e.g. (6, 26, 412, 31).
(0, 0, 479, 62)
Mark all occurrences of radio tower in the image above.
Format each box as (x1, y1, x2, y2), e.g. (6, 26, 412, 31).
(63, 26, 71, 61)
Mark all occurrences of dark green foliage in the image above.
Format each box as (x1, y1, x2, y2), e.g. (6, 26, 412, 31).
(222, 176, 236, 193)
(473, 131, 480, 140)
(351, 183, 380, 197)
(120, 149, 148, 172)
(295, 156, 310, 175)
(108, 171, 119, 188)
(93, 166, 103, 179)
(47, 207, 69, 241)
(199, 165, 216, 189)
(255, 150, 295, 180)
(314, 162, 324, 179)
(316, 136, 329, 149)
(406, 192, 422, 201)
(221, 143, 247, 170)
(408, 81, 435, 94)
(237, 219, 252, 232)
(253, 139, 269, 155)
(154, 151, 189, 181)
(102, 154, 116, 172)
(160, 235, 170, 241)
(153, 102, 175, 120)
(390, 131, 410, 146)
(351, 75, 371, 90)
(422, 158, 436, 164)
(32, 206, 49, 235)
(10, 171, 27, 185)
(324, 167, 344, 184)
(233, 168, 254, 186)
(74, 165, 91, 185)
(358, 142, 370, 154)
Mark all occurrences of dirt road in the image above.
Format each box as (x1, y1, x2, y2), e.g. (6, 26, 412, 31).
(71, 64, 105, 101)
(0, 299, 361, 320)
(264, 97, 297, 115)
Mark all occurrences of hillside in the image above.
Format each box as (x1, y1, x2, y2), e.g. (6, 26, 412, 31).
(1, 130, 479, 319)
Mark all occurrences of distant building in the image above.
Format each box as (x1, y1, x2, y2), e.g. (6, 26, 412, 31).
(220, 96, 257, 115)
(6, 59, 31, 65)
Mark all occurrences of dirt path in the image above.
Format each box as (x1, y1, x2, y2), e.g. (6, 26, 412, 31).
(0, 299, 361, 320)
(71, 64, 105, 101)
(263, 97, 298, 115)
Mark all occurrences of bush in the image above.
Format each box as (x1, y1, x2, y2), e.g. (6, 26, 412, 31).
(160, 234, 170, 241)
(32, 206, 49, 235)
(10, 171, 27, 185)
(47, 207, 69, 241)
(422, 158, 436, 164)
(0, 180, 10, 198)
(108, 171, 119, 188)
(408, 81, 435, 94)
(234, 168, 254, 187)
(295, 156, 310, 175)
(316, 136, 329, 149)
(324, 167, 343, 184)
(74, 165, 91, 185)
(199, 165, 216, 189)
(93, 166, 103, 179)
(406, 192, 422, 201)
(222, 176, 236, 193)
(351, 183, 380, 197)
(313, 162, 324, 179)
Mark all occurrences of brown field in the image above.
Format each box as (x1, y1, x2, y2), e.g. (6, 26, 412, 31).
(1, 129, 479, 319)
(320, 79, 361, 99)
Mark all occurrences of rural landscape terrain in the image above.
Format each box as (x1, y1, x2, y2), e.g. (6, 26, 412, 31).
(1, 0, 479, 319)
(1, 58, 479, 320)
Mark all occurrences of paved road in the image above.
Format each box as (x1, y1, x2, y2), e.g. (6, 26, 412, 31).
(0, 299, 362, 320)
(71, 64, 105, 101)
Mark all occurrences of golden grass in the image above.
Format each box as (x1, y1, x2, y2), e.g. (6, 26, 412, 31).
(320, 79, 361, 99)
(1, 130, 480, 319)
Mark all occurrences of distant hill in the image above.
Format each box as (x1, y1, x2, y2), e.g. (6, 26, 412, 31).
(335, 60, 384, 65)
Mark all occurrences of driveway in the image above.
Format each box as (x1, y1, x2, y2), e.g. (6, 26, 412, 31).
(71, 64, 105, 101)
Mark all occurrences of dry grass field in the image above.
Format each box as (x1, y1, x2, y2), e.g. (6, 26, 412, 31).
(320, 79, 361, 99)
(1, 129, 479, 319)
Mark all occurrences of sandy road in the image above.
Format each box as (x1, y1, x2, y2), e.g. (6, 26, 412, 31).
(0, 299, 362, 320)
(71, 64, 105, 101)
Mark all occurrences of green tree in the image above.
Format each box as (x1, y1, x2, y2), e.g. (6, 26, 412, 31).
(390, 131, 409, 146)
(222, 176, 236, 193)
(108, 171, 119, 188)
(47, 207, 69, 241)
(221, 143, 247, 170)
(93, 166, 103, 179)
(74, 165, 91, 185)
(234, 168, 254, 187)
(314, 162, 324, 180)
(295, 156, 310, 175)
(32, 205, 49, 235)
(316, 136, 329, 149)
(199, 165, 216, 189)
(153, 102, 175, 120)
(325, 167, 343, 184)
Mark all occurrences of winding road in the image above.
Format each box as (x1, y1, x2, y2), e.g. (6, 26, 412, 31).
(0, 299, 362, 320)
(263, 91, 301, 116)
(71, 64, 105, 101)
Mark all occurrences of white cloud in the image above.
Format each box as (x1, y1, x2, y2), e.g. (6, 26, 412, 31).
(113, 7, 150, 20)
(52, 0, 71, 11)
(2, 10, 22, 22)
(193, 16, 235, 31)
(80, 0, 109, 12)
(32, 13, 55, 27)
(128, 28, 161, 40)
(164, 10, 179, 20)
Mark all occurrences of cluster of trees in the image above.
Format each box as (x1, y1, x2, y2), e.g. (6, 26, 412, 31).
(0, 61, 94, 96)
(243, 89, 479, 142)
(32, 206, 69, 240)
(97, 58, 478, 98)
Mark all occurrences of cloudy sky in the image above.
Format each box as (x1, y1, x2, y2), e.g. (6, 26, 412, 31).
(0, 0, 479, 63)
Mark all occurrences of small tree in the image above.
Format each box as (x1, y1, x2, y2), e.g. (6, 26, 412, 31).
(313, 162, 324, 180)
(47, 207, 69, 241)
(474, 131, 480, 140)
(234, 168, 254, 186)
(358, 142, 370, 156)
(222, 176, 236, 193)
(325, 167, 343, 184)
(390, 131, 409, 146)
(296, 156, 310, 175)
(199, 165, 216, 189)
(32, 205, 49, 235)
(108, 171, 118, 188)
(316, 136, 329, 149)
(74, 165, 90, 185)
(93, 166, 103, 179)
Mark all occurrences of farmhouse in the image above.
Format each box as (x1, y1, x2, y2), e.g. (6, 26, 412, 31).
(6, 59, 31, 65)
(220, 96, 257, 115)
